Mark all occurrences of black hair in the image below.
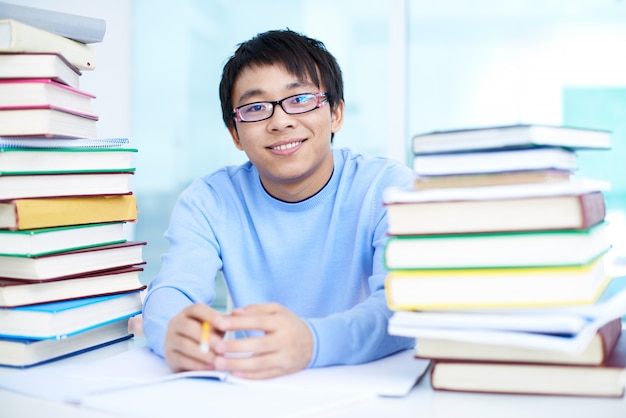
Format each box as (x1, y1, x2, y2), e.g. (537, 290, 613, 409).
(219, 29, 344, 131)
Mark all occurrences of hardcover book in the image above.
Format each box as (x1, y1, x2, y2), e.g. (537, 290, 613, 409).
(0, 171, 133, 200)
(0, 319, 131, 368)
(0, 19, 96, 70)
(0, 1, 106, 44)
(0, 106, 98, 138)
(429, 329, 626, 397)
(0, 222, 127, 257)
(0, 147, 137, 174)
(0, 78, 95, 116)
(385, 255, 609, 310)
(0, 291, 142, 339)
(0, 241, 146, 281)
(413, 169, 572, 190)
(0, 194, 138, 230)
(412, 124, 612, 154)
(412, 146, 578, 176)
(384, 190, 606, 235)
(384, 222, 610, 269)
(0, 53, 81, 89)
(387, 277, 626, 354)
(0, 266, 145, 308)
(414, 318, 623, 366)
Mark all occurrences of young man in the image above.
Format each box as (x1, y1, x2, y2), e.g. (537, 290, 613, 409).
(142, 29, 415, 379)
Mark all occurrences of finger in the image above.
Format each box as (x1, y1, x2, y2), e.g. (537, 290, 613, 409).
(218, 312, 280, 334)
(231, 302, 282, 316)
(231, 366, 286, 380)
(184, 303, 226, 331)
(217, 333, 275, 356)
(166, 309, 227, 370)
(166, 347, 215, 372)
(215, 351, 280, 375)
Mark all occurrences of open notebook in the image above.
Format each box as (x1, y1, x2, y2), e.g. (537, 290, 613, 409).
(0, 346, 430, 417)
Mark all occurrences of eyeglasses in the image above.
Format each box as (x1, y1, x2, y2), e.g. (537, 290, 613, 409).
(233, 92, 328, 123)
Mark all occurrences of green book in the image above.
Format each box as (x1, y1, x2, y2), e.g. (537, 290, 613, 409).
(0, 222, 127, 257)
(384, 222, 610, 270)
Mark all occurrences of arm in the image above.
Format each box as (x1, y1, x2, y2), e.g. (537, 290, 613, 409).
(142, 180, 223, 360)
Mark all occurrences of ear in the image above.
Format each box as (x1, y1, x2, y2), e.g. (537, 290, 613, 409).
(330, 100, 345, 134)
(228, 125, 244, 150)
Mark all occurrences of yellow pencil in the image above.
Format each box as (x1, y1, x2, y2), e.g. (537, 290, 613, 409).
(200, 321, 210, 353)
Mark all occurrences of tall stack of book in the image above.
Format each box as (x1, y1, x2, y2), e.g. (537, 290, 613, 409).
(0, 4, 146, 368)
(383, 124, 626, 397)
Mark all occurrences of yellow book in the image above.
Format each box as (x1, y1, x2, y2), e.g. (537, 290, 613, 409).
(385, 256, 610, 310)
(0, 194, 137, 230)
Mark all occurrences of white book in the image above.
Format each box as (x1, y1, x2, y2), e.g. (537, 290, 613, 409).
(0, 19, 96, 70)
(412, 147, 577, 176)
(412, 124, 612, 154)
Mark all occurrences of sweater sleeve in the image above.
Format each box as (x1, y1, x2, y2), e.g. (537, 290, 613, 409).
(305, 230, 414, 367)
(142, 181, 223, 357)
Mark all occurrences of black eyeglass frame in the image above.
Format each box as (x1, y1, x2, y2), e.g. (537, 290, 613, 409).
(232, 92, 329, 123)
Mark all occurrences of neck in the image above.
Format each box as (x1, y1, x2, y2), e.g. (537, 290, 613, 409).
(261, 155, 335, 203)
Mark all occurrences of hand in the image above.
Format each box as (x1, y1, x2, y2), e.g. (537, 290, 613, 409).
(212, 303, 313, 379)
(164, 303, 225, 372)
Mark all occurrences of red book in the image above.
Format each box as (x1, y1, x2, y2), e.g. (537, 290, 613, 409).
(0, 266, 146, 308)
(0, 241, 146, 281)
(0, 78, 96, 117)
(415, 318, 622, 366)
(429, 324, 626, 397)
(384, 190, 606, 235)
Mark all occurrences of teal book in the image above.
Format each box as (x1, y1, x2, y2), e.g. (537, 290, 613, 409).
(0, 291, 143, 339)
(0, 147, 137, 175)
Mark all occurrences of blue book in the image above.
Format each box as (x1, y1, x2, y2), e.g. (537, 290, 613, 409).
(0, 319, 132, 368)
(0, 291, 142, 339)
(0, 137, 130, 149)
(0, 2, 106, 44)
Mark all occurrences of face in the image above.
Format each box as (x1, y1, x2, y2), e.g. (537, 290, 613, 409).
(228, 64, 344, 202)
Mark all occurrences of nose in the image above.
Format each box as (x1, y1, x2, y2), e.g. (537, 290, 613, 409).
(267, 103, 295, 130)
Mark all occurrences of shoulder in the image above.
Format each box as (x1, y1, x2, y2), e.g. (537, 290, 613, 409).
(177, 161, 256, 209)
(334, 148, 414, 188)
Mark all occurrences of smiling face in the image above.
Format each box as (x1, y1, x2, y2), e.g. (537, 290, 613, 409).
(228, 64, 344, 202)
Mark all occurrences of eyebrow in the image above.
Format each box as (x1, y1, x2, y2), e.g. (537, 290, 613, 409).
(237, 81, 316, 104)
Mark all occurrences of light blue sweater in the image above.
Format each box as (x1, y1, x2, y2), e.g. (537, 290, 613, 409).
(142, 148, 415, 367)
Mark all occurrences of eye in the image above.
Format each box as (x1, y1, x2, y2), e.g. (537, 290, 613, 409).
(289, 94, 315, 106)
(241, 102, 270, 115)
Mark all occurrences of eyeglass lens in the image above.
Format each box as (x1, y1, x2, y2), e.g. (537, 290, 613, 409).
(234, 93, 327, 122)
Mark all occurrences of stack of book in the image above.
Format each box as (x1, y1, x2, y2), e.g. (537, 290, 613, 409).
(0, 4, 146, 368)
(383, 123, 626, 397)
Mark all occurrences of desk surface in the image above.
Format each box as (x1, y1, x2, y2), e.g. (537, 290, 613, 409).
(1, 337, 625, 418)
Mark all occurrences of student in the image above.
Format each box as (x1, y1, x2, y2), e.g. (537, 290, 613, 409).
(142, 29, 415, 379)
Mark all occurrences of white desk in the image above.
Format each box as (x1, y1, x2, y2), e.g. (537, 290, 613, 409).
(1, 337, 625, 418)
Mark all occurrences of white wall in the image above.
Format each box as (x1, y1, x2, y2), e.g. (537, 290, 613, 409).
(9, 0, 133, 140)
(407, 1, 626, 135)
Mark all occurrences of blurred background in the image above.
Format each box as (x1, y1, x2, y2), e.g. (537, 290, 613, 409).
(13, 0, 626, 292)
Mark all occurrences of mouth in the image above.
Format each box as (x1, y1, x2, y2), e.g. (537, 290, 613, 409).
(268, 140, 305, 151)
